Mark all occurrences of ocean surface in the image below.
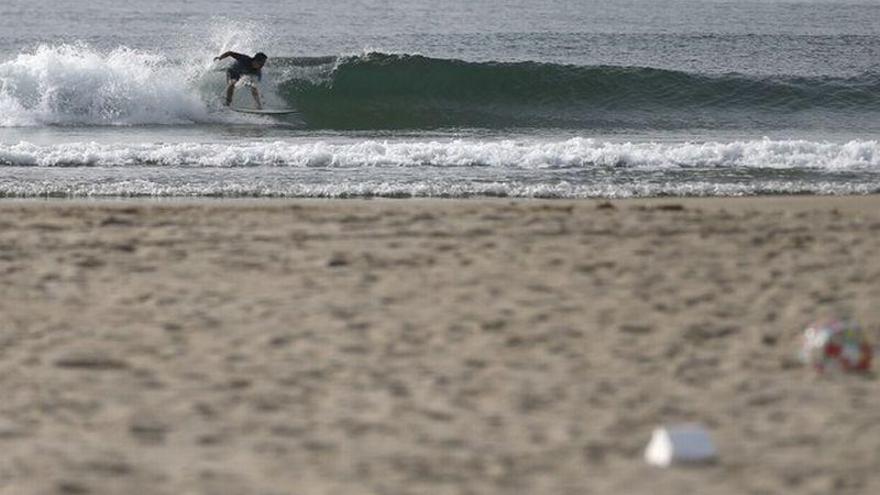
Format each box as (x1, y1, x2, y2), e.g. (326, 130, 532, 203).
(1, 0, 880, 198)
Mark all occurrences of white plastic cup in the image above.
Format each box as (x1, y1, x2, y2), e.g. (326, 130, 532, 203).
(644, 424, 718, 467)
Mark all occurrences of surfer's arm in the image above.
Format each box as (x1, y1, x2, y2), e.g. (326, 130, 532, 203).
(214, 51, 246, 62)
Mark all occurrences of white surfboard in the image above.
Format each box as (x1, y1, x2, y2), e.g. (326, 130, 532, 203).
(230, 107, 299, 115)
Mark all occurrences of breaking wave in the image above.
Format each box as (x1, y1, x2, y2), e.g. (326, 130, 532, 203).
(2, 45, 880, 130)
(0, 45, 222, 126)
(2, 138, 880, 169)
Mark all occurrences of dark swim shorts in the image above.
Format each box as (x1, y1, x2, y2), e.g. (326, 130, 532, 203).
(227, 55, 261, 82)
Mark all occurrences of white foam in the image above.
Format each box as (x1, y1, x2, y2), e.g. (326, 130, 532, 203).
(0, 174, 873, 199)
(0, 44, 225, 126)
(1, 137, 878, 198)
(1, 138, 880, 170)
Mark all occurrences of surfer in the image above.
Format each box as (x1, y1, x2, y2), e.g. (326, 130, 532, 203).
(214, 51, 268, 109)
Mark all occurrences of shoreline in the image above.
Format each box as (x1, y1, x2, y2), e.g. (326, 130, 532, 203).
(3, 192, 880, 205)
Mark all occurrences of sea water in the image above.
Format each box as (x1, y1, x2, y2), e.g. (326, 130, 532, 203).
(1, 0, 879, 198)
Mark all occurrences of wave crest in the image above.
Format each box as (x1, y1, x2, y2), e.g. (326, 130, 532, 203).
(2, 138, 879, 170)
(0, 44, 217, 126)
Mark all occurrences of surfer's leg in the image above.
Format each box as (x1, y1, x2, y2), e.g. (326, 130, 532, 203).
(250, 87, 262, 110)
(225, 70, 241, 106)
(225, 80, 236, 106)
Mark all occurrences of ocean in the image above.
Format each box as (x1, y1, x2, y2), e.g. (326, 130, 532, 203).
(1, 0, 879, 198)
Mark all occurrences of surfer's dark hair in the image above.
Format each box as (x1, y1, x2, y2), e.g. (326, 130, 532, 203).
(254, 52, 268, 61)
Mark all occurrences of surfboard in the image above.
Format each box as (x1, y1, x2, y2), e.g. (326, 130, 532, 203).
(230, 107, 299, 115)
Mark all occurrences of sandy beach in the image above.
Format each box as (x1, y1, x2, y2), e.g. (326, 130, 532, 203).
(0, 196, 878, 495)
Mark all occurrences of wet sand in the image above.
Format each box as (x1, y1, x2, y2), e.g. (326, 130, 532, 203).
(0, 197, 878, 495)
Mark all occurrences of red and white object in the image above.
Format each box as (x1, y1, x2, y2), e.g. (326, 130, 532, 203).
(800, 319, 872, 373)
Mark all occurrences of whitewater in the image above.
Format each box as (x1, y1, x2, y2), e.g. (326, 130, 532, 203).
(0, 137, 878, 198)
(1, 0, 880, 198)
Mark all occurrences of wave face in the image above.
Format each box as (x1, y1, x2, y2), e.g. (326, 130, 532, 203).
(277, 52, 880, 130)
(2, 46, 880, 130)
(0, 138, 879, 198)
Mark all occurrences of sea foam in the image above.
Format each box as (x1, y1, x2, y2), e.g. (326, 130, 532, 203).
(0, 45, 222, 126)
(1, 138, 879, 170)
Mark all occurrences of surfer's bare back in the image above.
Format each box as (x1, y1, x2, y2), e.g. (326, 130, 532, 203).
(214, 52, 268, 108)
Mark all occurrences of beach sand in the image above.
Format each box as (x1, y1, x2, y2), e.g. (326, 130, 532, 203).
(0, 197, 878, 495)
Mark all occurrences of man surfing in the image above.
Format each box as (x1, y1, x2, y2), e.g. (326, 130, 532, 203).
(214, 51, 268, 109)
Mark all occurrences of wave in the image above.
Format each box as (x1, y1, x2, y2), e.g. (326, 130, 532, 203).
(0, 45, 226, 126)
(276, 52, 880, 129)
(2, 138, 880, 170)
(2, 45, 880, 129)
(1, 138, 878, 198)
